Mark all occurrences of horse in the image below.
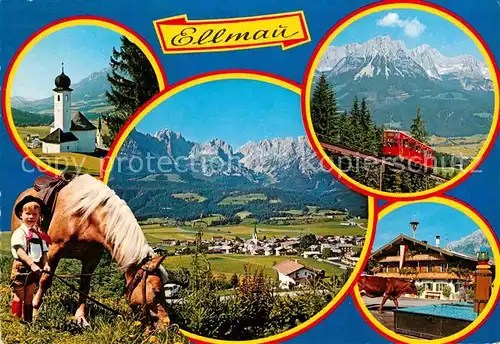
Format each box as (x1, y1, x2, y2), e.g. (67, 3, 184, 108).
(11, 174, 170, 327)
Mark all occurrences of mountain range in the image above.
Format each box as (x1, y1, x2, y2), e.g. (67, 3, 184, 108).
(110, 129, 367, 219)
(445, 229, 492, 257)
(11, 68, 112, 120)
(316, 35, 494, 137)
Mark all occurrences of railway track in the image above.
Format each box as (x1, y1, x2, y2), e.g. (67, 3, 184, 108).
(319, 142, 448, 184)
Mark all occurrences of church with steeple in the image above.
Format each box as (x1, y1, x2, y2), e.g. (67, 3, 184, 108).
(41, 64, 99, 154)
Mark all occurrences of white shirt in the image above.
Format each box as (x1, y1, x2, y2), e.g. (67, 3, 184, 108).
(11, 223, 48, 263)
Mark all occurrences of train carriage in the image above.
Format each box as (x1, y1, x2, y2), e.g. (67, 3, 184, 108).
(382, 130, 434, 169)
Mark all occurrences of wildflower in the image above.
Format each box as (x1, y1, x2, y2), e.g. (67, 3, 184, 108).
(149, 336, 157, 343)
(134, 321, 141, 327)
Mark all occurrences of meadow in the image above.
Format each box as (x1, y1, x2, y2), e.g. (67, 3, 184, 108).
(15, 125, 104, 177)
(164, 254, 341, 279)
(141, 219, 366, 242)
(428, 134, 487, 158)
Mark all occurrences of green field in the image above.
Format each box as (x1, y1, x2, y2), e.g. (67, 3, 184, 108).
(16, 126, 103, 176)
(219, 193, 268, 205)
(163, 254, 341, 278)
(16, 126, 51, 141)
(137, 173, 185, 183)
(428, 134, 487, 157)
(142, 220, 366, 243)
(171, 192, 207, 202)
(0, 232, 12, 256)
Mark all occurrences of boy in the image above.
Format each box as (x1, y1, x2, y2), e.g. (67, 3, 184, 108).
(11, 195, 51, 322)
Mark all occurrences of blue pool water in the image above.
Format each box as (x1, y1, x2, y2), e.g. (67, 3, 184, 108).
(396, 303, 477, 321)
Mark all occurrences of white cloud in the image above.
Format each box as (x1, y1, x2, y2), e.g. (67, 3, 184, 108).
(376, 12, 426, 38)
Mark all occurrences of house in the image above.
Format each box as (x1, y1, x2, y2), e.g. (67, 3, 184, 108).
(341, 256, 360, 266)
(303, 251, 322, 259)
(370, 233, 494, 300)
(273, 260, 325, 289)
(41, 65, 101, 153)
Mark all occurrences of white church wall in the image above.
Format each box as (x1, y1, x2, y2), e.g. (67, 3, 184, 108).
(73, 130, 96, 153)
(43, 142, 61, 154)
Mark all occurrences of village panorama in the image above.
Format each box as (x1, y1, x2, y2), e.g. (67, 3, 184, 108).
(140, 209, 367, 294)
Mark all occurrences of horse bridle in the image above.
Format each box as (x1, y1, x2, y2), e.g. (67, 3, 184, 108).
(124, 257, 162, 321)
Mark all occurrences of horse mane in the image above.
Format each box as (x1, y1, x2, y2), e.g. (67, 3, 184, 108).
(63, 174, 154, 270)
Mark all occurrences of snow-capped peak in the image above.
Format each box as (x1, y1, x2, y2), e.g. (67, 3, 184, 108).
(317, 35, 491, 89)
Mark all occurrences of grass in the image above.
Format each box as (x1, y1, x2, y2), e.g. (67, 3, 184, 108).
(15, 125, 103, 176)
(218, 193, 267, 205)
(235, 211, 251, 219)
(137, 174, 185, 183)
(141, 220, 366, 243)
(163, 254, 341, 278)
(171, 193, 206, 203)
(428, 134, 488, 158)
(15, 126, 51, 141)
(0, 232, 12, 256)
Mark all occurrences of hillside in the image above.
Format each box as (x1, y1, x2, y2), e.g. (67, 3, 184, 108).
(11, 68, 112, 117)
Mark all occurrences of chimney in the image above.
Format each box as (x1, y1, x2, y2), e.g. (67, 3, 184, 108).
(435, 235, 440, 248)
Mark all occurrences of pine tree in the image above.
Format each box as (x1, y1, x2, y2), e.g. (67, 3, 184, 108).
(310, 74, 339, 143)
(104, 36, 160, 145)
(410, 106, 428, 143)
(349, 97, 363, 150)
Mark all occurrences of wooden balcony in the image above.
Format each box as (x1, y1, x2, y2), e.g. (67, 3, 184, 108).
(378, 254, 445, 263)
(374, 272, 470, 280)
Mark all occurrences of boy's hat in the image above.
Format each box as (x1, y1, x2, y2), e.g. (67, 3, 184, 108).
(14, 195, 49, 219)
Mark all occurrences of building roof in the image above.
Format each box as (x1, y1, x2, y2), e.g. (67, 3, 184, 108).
(372, 234, 479, 263)
(71, 112, 97, 131)
(41, 128, 78, 143)
(53, 65, 72, 91)
(273, 260, 304, 276)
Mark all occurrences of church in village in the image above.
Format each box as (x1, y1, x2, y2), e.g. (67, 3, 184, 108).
(41, 65, 103, 153)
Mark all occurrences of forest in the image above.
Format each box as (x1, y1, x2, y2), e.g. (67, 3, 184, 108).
(310, 74, 472, 193)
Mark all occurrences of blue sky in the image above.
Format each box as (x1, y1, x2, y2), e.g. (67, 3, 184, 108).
(373, 202, 481, 251)
(135, 79, 303, 149)
(332, 9, 485, 62)
(12, 26, 122, 99)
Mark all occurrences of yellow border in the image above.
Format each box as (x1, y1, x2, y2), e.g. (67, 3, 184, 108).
(353, 197, 500, 344)
(4, 18, 167, 177)
(304, 3, 500, 199)
(101, 73, 376, 344)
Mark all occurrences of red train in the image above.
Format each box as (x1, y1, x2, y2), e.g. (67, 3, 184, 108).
(382, 130, 434, 169)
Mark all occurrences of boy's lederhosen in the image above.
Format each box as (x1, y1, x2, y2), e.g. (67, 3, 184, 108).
(10, 236, 44, 288)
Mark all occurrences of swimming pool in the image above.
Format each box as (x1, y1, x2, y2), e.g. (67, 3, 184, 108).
(394, 303, 476, 339)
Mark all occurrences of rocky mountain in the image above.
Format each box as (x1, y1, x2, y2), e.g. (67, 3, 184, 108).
(118, 129, 327, 184)
(11, 68, 112, 119)
(316, 35, 494, 136)
(445, 229, 491, 257)
(112, 129, 367, 219)
(238, 137, 325, 182)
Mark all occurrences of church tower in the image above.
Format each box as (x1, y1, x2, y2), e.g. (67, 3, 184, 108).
(252, 223, 258, 240)
(52, 63, 72, 133)
(96, 113, 103, 148)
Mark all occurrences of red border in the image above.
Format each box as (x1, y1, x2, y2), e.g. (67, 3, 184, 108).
(352, 195, 500, 343)
(300, 0, 500, 202)
(1, 15, 167, 178)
